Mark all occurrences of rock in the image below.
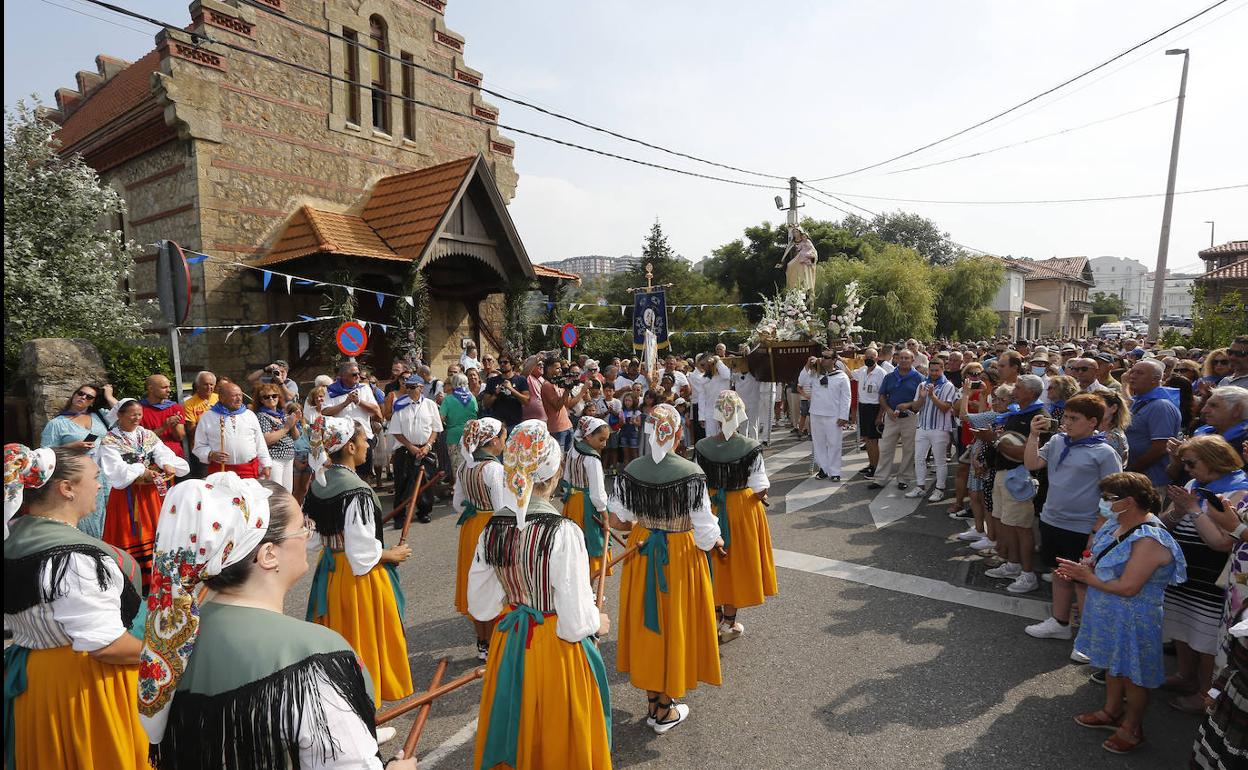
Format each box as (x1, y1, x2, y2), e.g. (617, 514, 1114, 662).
(17, 338, 108, 441)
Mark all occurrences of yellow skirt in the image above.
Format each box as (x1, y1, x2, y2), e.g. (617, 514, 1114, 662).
(711, 488, 779, 609)
(616, 525, 721, 697)
(456, 507, 494, 616)
(561, 490, 612, 578)
(13, 645, 151, 770)
(311, 550, 414, 708)
(474, 614, 612, 770)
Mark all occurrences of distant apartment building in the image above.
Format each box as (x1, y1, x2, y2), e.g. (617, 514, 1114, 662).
(542, 254, 639, 277)
(1088, 256, 1198, 317)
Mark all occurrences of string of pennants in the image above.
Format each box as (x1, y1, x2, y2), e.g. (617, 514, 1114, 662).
(532, 323, 744, 336)
(534, 300, 764, 315)
(175, 314, 400, 341)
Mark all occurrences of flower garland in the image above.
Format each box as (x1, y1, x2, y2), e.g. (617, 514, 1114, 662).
(826, 280, 867, 338)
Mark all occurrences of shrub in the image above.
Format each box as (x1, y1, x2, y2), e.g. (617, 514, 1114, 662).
(95, 339, 173, 401)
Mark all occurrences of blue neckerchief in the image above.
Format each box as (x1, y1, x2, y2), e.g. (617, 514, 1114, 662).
(994, 401, 1043, 426)
(1058, 432, 1107, 466)
(1131, 386, 1180, 412)
(258, 406, 285, 420)
(392, 395, 418, 413)
(928, 374, 949, 388)
(1195, 420, 1248, 446)
(209, 402, 247, 417)
(326, 379, 357, 398)
(451, 387, 473, 406)
(1050, 399, 1066, 411)
(139, 397, 177, 410)
(1204, 470, 1248, 495)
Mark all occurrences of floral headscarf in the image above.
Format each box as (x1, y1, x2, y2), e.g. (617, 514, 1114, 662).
(4, 443, 55, 538)
(307, 415, 358, 486)
(500, 419, 562, 529)
(647, 403, 682, 463)
(714, 390, 748, 439)
(575, 416, 608, 440)
(460, 417, 504, 467)
(138, 472, 272, 743)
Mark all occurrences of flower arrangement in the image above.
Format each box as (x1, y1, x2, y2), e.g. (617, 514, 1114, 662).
(750, 289, 826, 345)
(826, 280, 866, 338)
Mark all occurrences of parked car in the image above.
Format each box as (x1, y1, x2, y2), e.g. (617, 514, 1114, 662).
(1098, 322, 1127, 339)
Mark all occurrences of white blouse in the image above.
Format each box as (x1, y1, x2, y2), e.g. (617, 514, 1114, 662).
(191, 410, 272, 468)
(452, 457, 508, 513)
(4, 553, 127, 651)
(608, 483, 722, 551)
(96, 429, 190, 489)
(300, 676, 384, 770)
(747, 454, 771, 493)
(466, 519, 601, 642)
(342, 495, 384, 576)
(564, 448, 608, 514)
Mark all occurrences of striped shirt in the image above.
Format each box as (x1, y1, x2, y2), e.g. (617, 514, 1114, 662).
(916, 378, 959, 431)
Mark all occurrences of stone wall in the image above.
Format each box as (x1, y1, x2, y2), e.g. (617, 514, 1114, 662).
(17, 339, 110, 440)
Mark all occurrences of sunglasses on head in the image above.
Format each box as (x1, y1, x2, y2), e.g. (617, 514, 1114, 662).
(1231, 350, 1247, 357)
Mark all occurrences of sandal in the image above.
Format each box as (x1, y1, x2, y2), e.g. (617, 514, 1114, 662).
(1167, 693, 1207, 714)
(718, 614, 744, 644)
(645, 694, 660, 721)
(1074, 709, 1122, 731)
(1102, 726, 1144, 754)
(650, 699, 690, 734)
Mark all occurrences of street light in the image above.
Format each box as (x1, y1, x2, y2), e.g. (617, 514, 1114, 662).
(1147, 48, 1189, 341)
(1204, 220, 1216, 248)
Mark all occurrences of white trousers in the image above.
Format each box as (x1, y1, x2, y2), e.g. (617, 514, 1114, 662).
(810, 415, 843, 476)
(268, 458, 294, 492)
(914, 428, 951, 489)
(750, 383, 778, 442)
(702, 417, 720, 440)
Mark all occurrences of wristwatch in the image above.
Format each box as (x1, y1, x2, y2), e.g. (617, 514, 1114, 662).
(1232, 522, 1248, 540)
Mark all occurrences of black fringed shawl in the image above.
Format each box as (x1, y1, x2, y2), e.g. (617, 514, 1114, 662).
(303, 466, 383, 545)
(695, 436, 763, 491)
(612, 454, 707, 532)
(152, 603, 378, 770)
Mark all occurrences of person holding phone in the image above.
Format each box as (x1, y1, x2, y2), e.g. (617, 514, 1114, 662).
(40, 382, 117, 537)
(481, 353, 530, 431)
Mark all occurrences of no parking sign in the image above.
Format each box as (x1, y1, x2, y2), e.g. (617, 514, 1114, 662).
(336, 321, 368, 357)
(560, 323, 579, 348)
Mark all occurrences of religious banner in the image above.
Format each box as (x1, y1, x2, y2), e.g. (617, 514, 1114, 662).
(632, 288, 669, 353)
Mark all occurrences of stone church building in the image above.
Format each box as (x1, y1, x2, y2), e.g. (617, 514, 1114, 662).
(47, 0, 574, 379)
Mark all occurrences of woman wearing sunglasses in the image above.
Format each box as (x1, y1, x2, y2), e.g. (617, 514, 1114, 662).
(1055, 472, 1186, 755)
(39, 382, 117, 536)
(251, 382, 301, 492)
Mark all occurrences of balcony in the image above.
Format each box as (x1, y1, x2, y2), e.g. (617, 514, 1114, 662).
(1068, 299, 1094, 315)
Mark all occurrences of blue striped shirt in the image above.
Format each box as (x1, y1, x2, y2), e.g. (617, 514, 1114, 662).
(917, 378, 959, 431)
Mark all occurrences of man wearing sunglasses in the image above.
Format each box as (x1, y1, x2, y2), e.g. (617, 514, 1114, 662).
(388, 374, 442, 525)
(1219, 335, 1248, 389)
(806, 351, 852, 481)
(322, 361, 383, 478)
(482, 354, 530, 430)
(1066, 358, 1106, 393)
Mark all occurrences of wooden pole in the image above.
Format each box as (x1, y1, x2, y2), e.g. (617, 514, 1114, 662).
(398, 466, 425, 546)
(591, 513, 629, 551)
(607, 541, 643, 571)
(375, 666, 486, 725)
(594, 513, 610, 608)
(384, 471, 445, 524)
(402, 657, 448, 757)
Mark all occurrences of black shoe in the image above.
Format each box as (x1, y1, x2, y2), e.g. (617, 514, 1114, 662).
(897, 482, 908, 490)
(815, 470, 828, 480)
(862, 467, 875, 478)
(867, 482, 884, 490)
(417, 512, 432, 523)
(829, 476, 841, 482)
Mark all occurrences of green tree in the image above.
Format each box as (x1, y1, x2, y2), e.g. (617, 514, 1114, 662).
(816, 243, 938, 341)
(864, 210, 959, 266)
(1091, 291, 1126, 318)
(934, 256, 1004, 339)
(1190, 286, 1246, 349)
(4, 100, 149, 372)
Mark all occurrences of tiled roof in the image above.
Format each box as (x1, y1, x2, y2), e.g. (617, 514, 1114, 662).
(1199, 240, 1248, 259)
(1022, 301, 1051, 313)
(533, 263, 581, 282)
(361, 156, 476, 260)
(1196, 256, 1248, 282)
(55, 49, 161, 150)
(256, 206, 401, 266)
(1006, 256, 1092, 283)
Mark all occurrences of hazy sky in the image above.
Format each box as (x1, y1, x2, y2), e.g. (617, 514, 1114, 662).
(6, 0, 1246, 273)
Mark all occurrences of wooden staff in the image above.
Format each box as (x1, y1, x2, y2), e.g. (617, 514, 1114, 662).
(402, 657, 448, 757)
(217, 415, 227, 472)
(398, 466, 426, 546)
(383, 471, 446, 524)
(607, 540, 643, 571)
(594, 514, 610, 608)
(375, 666, 487, 725)
(591, 513, 630, 551)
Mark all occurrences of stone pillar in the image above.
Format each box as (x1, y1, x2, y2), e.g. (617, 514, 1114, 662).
(17, 338, 109, 441)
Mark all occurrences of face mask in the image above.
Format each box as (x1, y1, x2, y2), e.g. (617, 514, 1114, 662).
(1032, 366, 1046, 376)
(865, 359, 876, 367)
(1098, 499, 1117, 519)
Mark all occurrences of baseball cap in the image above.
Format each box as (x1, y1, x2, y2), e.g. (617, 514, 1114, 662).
(1092, 351, 1116, 364)
(405, 374, 427, 386)
(1127, 348, 1146, 359)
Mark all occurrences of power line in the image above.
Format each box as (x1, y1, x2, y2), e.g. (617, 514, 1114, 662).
(809, 183, 1248, 206)
(74, 0, 787, 191)
(38, 0, 151, 35)
(232, 0, 789, 181)
(805, 0, 1231, 182)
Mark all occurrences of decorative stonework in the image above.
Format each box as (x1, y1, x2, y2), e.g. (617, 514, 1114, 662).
(490, 140, 513, 157)
(252, 0, 284, 11)
(417, 0, 446, 13)
(433, 17, 464, 52)
(200, 8, 256, 39)
(454, 68, 481, 87)
(165, 40, 227, 71)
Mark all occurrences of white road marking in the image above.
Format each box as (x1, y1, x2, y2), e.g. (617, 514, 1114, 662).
(867, 482, 927, 529)
(420, 717, 478, 768)
(783, 455, 870, 514)
(763, 440, 814, 475)
(773, 548, 1050, 620)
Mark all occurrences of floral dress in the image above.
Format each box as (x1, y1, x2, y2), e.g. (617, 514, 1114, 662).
(1073, 519, 1187, 687)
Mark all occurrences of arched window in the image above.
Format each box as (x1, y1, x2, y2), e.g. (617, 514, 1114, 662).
(369, 15, 390, 133)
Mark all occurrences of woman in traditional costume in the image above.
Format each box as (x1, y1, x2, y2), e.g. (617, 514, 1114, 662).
(609, 403, 722, 734)
(96, 397, 190, 591)
(695, 390, 778, 643)
(39, 381, 116, 536)
(304, 416, 415, 709)
(469, 419, 612, 770)
(454, 417, 508, 660)
(4, 444, 148, 770)
(561, 416, 612, 577)
(138, 473, 416, 768)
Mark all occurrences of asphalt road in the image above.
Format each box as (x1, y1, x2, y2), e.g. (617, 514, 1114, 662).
(283, 430, 1203, 769)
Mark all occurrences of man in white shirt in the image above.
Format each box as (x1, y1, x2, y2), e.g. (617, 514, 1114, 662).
(387, 374, 443, 525)
(459, 341, 482, 373)
(806, 352, 852, 480)
(663, 356, 691, 399)
(852, 352, 888, 477)
(696, 355, 732, 438)
(732, 366, 765, 441)
(907, 358, 959, 501)
(615, 359, 649, 394)
(321, 360, 384, 479)
(192, 381, 272, 478)
(877, 344, 897, 374)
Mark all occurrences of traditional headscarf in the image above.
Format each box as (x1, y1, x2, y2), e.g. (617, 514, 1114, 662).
(138, 472, 273, 743)
(500, 419, 562, 529)
(460, 417, 504, 467)
(307, 415, 357, 486)
(714, 390, 748, 439)
(109, 397, 140, 425)
(647, 403, 682, 463)
(4, 443, 56, 538)
(575, 415, 608, 440)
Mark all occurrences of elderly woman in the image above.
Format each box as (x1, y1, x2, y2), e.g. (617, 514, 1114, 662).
(251, 381, 301, 492)
(95, 398, 190, 591)
(439, 371, 478, 481)
(469, 420, 611, 769)
(1160, 435, 1248, 714)
(4, 444, 147, 769)
(39, 382, 117, 536)
(139, 474, 416, 768)
(1058, 472, 1186, 755)
(1045, 375, 1079, 422)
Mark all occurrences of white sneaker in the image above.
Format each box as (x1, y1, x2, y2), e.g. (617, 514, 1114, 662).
(718, 620, 744, 644)
(1070, 649, 1091, 664)
(1025, 616, 1072, 640)
(649, 702, 690, 734)
(904, 487, 923, 499)
(1007, 572, 1039, 594)
(927, 488, 945, 502)
(970, 537, 997, 551)
(984, 563, 1021, 579)
(375, 726, 398, 744)
(1041, 572, 1053, 583)
(956, 526, 984, 542)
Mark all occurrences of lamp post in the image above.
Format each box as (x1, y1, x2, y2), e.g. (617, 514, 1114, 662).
(1204, 220, 1215, 248)
(1147, 49, 1189, 341)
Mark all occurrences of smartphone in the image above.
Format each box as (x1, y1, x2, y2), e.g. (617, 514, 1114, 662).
(1197, 488, 1227, 512)
(970, 381, 984, 390)
(84, 433, 99, 443)
(1046, 417, 1060, 433)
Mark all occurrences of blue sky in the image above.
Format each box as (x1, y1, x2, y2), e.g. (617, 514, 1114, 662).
(5, 0, 1246, 270)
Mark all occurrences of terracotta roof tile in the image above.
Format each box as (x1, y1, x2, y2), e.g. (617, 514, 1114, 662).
(533, 263, 580, 282)
(1006, 256, 1092, 283)
(55, 49, 161, 150)
(362, 156, 476, 260)
(1196, 256, 1248, 282)
(256, 206, 400, 266)
(1199, 240, 1248, 259)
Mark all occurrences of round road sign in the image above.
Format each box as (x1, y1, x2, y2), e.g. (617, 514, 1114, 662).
(560, 323, 579, 348)
(336, 321, 369, 357)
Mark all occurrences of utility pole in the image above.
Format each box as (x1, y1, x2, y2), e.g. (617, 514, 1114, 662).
(788, 176, 799, 230)
(1204, 220, 1216, 248)
(1148, 49, 1190, 341)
